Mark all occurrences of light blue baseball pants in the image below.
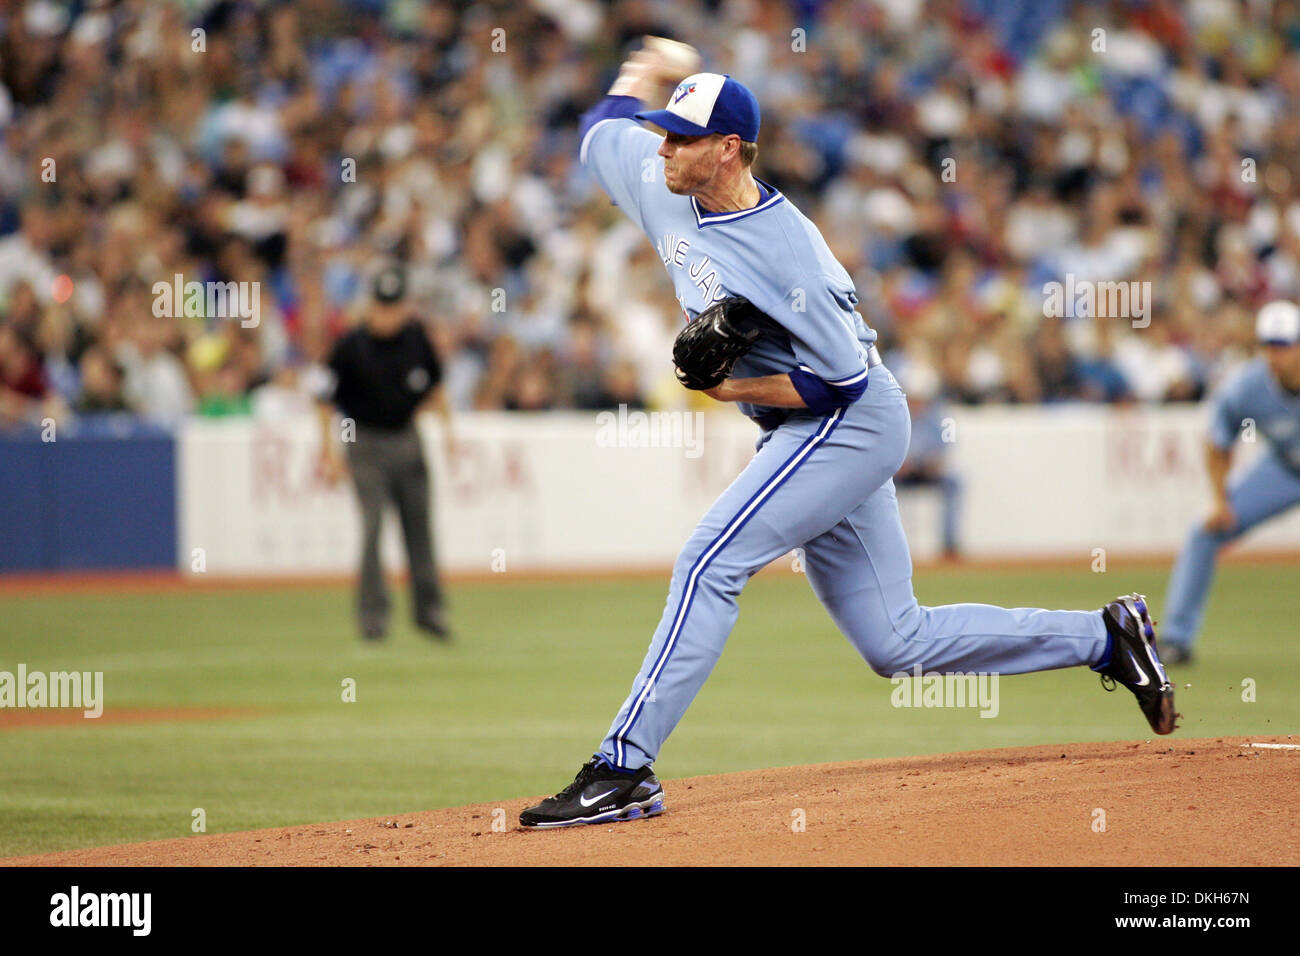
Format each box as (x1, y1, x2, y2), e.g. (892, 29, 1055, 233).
(1162, 452, 1300, 648)
(600, 366, 1109, 770)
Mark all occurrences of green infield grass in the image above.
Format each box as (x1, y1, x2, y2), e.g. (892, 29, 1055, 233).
(0, 563, 1293, 855)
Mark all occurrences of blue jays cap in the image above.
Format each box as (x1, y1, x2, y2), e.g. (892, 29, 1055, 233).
(635, 72, 760, 142)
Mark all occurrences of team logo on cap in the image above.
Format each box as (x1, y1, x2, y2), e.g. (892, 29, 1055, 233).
(672, 82, 696, 104)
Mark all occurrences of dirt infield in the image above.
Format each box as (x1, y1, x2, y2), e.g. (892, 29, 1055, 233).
(4, 736, 1296, 866)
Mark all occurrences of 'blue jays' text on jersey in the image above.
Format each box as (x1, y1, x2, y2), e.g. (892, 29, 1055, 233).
(579, 96, 877, 419)
(1208, 357, 1300, 471)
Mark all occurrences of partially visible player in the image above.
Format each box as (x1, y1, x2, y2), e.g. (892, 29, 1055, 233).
(1160, 300, 1300, 663)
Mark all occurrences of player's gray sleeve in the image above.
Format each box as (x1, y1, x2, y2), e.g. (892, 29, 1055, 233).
(781, 277, 870, 412)
(580, 117, 660, 231)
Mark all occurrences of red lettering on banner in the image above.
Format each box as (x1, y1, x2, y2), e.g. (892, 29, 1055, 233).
(1105, 422, 1195, 482)
(501, 443, 532, 491)
(250, 429, 291, 502)
(251, 427, 346, 501)
(1161, 431, 1185, 474)
(449, 440, 485, 503)
(447, 440, 535, 504)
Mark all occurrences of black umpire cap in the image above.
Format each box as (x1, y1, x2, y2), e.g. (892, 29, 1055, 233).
(373, 265, 406, 303)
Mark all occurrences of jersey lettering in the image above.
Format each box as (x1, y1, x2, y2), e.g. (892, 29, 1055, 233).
(657, 234, 690, 268)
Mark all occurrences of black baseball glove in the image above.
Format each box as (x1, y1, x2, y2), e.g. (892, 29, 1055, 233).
(672, 296, 778, 390)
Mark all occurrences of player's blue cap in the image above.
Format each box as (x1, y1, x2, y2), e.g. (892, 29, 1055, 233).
(635, 72, 760, 142)
(1257, 300, 1300, 345)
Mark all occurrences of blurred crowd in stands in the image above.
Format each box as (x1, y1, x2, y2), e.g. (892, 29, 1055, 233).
(1, 0, 1298, 428)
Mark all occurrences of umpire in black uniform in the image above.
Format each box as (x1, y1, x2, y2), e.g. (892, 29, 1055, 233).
(317, 265, 454, 641)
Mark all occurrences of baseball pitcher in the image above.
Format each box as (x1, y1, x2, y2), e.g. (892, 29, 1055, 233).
(520, 40, 1176, 828)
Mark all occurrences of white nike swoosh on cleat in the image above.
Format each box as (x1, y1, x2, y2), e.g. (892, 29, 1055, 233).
(1127, 650, 1150, 686)
(579, 787, 619, 807)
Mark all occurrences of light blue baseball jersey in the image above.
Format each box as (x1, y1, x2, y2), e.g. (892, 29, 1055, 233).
(1208, 357, 1300, 471)
(580, 97, 875, 421)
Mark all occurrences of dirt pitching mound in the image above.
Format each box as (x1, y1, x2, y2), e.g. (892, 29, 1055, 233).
(5, 736, 1297, 866)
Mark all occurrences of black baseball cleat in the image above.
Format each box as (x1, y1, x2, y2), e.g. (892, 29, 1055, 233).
(1093, 593, 1177, 735)
(416, 607, 451, 642)
(519, 756, 665, 828)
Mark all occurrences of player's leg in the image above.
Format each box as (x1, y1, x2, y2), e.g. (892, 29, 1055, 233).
(595, 403, 904, 770)
(802, 480, 1107, 677)
(940, 472, 962, 558)
(347, 431, 391, 638)
(1162, 453, 1300, 652)
(389, 425, 446, 636)
(522, 422, 842, 826)
(522, 405, 882, 827)
(597, 372, 918, 771)
(801, 479, 1178, 732)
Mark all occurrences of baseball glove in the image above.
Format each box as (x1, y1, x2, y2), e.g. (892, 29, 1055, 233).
(672, 296, 777, 390)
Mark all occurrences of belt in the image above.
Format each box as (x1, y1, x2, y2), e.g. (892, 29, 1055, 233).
(751, 346, 884, 432)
